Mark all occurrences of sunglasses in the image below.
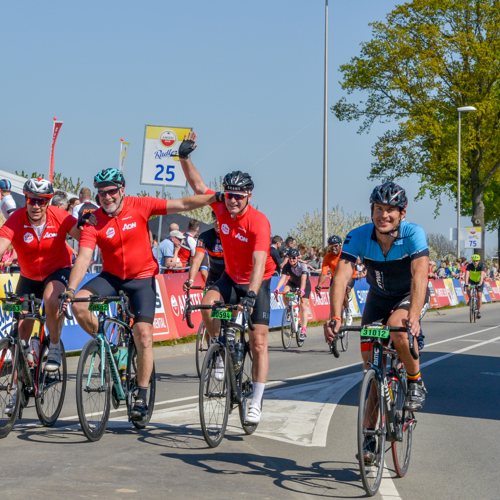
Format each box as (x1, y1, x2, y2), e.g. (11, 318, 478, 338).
(224, 192, 248, 201)
(26, 197, 49, 207)
(98, 187, 120, 197)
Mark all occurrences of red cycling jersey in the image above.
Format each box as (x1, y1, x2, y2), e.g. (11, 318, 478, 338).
(207, 190, 275, 284)
(0, 206, 76, 281)
(79, 197, 167, 279)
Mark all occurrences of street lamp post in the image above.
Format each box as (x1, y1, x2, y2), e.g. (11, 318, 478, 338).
(322, 0, 329, 248)
(457, 106, 477, 259)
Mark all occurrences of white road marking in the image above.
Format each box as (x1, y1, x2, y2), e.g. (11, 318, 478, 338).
(481, 372, 500, 377)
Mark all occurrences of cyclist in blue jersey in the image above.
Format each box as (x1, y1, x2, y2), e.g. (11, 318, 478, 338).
(324, 182, 429, 417)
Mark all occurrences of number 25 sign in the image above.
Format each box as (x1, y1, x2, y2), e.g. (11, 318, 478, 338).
(140, 125, 191, 188)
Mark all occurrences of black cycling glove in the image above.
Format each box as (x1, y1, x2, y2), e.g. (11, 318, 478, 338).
(239, 291, 256, 310)
(77, 210, 94, 229)
(178, 139, 196, 159)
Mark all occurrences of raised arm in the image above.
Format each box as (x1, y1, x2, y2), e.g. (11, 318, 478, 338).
(167, 193, 216, 214)
(179, 131, 210, 194)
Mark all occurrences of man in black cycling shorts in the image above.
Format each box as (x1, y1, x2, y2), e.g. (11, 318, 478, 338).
(324, 182, 429, 458)
(273, 248, 311, 339)
(62, 168, 217, 422)
(183, 210, 224, 290)
(179, 131, 276, 425)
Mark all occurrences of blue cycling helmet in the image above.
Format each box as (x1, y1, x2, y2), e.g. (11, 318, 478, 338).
(94, 168, 125, 188)
(0, 179, 12, 191)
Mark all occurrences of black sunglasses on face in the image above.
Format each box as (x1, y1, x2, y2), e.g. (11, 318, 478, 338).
(98, 187, 120, 197)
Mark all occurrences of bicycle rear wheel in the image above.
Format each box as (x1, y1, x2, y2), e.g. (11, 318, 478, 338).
(199, 342, 230, 448)
(35, 339, 67, 427)
(391, 364, 414, 477)
(195, 322, 209, 378)
(0, 339, 21, 439)
(358, 369, 386, 497)
(238, 340, 257, 435)
(76, 339, 111, 442)
(281, 308, 292, 349)
(127, 341, 156, 429)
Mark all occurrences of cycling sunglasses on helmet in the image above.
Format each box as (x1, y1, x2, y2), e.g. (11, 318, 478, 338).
(224, 192, 248, 201)
(98, 187, 120, 197)
(26, 197, 49, 207)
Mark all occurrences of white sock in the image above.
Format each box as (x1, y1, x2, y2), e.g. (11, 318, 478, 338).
(251, 382, 265, 409)
(49, 341, 60, 349)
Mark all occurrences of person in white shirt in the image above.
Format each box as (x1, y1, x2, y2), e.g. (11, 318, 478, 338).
(72, 187, 97, 219)
(0, 180, 17, 219)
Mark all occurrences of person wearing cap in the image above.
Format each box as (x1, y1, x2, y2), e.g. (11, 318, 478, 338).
(61, 168, 217, 424)
(465, 254, 485, 319)
(0, 179, 17, 220)
(165, 230, 186, 272)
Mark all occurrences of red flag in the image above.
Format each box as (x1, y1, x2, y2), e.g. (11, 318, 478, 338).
(49, 119, 63, 183)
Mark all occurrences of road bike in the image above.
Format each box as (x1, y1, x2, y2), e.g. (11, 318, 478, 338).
(65, 292, 156, 442)
(185, 301, 256, 448)
(0, 293, 67, 438)
(276, 289, 304, 349)
(184, 286, 209, 378)
(467, 284, 479, 323)
(335, 322, 420, 496)
(316, 286, 350, 357)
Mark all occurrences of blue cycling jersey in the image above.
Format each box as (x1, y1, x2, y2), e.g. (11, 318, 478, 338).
(341, 221, 429, 298)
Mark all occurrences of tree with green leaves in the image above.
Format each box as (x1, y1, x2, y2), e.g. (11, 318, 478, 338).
(333, 0, 500, 259)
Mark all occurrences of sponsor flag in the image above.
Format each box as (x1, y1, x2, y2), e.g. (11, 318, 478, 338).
(49, 117, 63, 183)
(119, 139, 130, 173)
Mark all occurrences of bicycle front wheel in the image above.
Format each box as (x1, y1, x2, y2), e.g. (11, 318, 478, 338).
(391, 364, 413, 477)
(358, 369, 386, 497)
(195, 322, 209, 378)
(469, 296, 475, 323)
(199, 342, 230, 448)
(0, 339, 21, 439)
(35, 339, 67, 427)
(238, 340, 257, 435)
(76, 339, 111, 442)
(281, 308, 292, 349)
(127, 342, 156, 429)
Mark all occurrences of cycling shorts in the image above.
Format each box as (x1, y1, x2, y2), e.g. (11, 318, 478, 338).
(360, 289, 430, 352)
(207, 269, 223, 287)
(16, 268, 71, 311)
(285, 280, 311, 299)
(82, 272, 156, 324)
(210, 271, 271, 326)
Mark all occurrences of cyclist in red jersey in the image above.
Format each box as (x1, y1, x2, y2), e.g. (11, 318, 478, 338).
(179, 131, 276, 425)
(0, 178, 81, 399)
(61, 168, 217, 422)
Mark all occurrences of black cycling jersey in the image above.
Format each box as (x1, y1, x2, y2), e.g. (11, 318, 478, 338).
(196, 228, 225, 279)
(78, 201, 98, 219)
(282, 261, 310, 288)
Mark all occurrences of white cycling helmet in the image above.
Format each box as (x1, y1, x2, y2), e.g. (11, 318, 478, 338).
(23, 177, 54, 199)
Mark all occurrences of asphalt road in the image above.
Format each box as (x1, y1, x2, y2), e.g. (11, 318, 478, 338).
(1, 304, 499, 500)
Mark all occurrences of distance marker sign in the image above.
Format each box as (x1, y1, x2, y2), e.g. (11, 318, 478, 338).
(140, 125, 191, 187)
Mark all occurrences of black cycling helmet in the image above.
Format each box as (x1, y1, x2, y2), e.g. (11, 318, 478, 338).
(23, 177, 54, 199)
(94, 168, 126, 188)
(370, 181, 408, 209)
(222, 171, 254, 192)
(328, 235, 342, 246)
(288, 248, 300, 258)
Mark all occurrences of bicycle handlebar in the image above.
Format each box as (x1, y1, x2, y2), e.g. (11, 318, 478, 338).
(59, 291, 135, 321)
(184, 301, 255, 332)
(334, 323, 420, 360)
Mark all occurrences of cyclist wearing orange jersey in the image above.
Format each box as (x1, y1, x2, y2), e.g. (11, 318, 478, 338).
(179, 131, 275, 425)
(62, 168, 217, 423)
(0, 178, 82, 414)
(316, 235, 355, 325)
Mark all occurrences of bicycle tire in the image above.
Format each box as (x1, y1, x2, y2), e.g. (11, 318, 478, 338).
(76, 338, 111, 442)
(473, 297, 477, 323)
(195, 322, 209, 378)
(238, 340, 257, 435)
(391, 364, 413, 477)
(469, 295, 475, 323)
(35, 339, 67, 427)
(127, 341, 156, 430)
(0, 339, 21, 439)
(281, 308, 292, 349)
(199, 342, 230, 448)
(358, 369, 386, 497)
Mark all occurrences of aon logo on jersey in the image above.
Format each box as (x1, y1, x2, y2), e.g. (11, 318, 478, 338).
(235, 233, 248, 242)
(123, 222, 136, 231)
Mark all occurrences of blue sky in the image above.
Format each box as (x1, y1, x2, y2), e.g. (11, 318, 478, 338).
(0, 1, 495, 253)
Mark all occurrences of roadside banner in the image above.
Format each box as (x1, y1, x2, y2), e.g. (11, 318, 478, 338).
(482, 282, 491, 303)
(353, 278, 370, 316)
(452, 279, 466, 304)
(0, 273, 20, 339)
(428, 280, 440, 308)
(485, 280, 500, 301)
(432, 279, 451, 308)
(49, 118, 63, 183)
(140, 125, 191, 187)
(443, 278, 459, 306)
